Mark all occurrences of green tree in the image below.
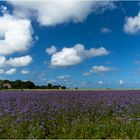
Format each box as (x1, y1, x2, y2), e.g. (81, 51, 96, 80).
(47, 83, 53, 89)
(61, 86, 66, 89)
(14, 80, 22, 89)
(23, 81, 36, 89)
(0, 80, 3, 90)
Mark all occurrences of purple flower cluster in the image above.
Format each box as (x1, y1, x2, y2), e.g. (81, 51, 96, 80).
(0, 90, 139, 131)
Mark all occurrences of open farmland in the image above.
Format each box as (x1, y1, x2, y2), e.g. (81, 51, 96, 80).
(0, 90, 140, 139)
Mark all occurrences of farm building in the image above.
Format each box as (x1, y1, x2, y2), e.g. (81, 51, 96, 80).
(3, 83, 12, 89)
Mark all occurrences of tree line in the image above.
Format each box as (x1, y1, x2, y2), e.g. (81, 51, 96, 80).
(0, 80, 66, 89)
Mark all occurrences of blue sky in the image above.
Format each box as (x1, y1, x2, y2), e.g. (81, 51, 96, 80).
(1, 1, 140, 88)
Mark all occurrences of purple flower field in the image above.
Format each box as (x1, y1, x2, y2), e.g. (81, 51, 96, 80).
(0, 90, 140, 138)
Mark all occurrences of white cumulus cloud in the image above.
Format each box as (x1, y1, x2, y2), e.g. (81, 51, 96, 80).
(86, 47, 109, 58)
(0, 55, 32, 67)
(0, 5, 8, 14)
(5, 68, 16, 75)
(0, 68, 18, 75)
(7, 55, 32, 67)
(0, 13, 33, 55)
(46, 45, 57, 55)
(124, 11, 140, 34)
(50, 44, 109, 67)
(8, 0, 115, 26)
(21, 69, 30, 74)
(0, 56, 6, 67)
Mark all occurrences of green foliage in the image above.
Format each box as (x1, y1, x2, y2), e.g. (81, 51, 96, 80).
(0, 108, 140, 138)
(47, 83, 53, 89)
(61, 86, 66, 89)
(0, 80, 66, 89)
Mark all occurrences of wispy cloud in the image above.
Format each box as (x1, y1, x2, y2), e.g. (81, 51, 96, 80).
(101, 27, 112, 33)
(82, 72, 91, 76)
(90, 66, 115, 73)
(133, 60, 140, 64)
(119, 80, 124, 85)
